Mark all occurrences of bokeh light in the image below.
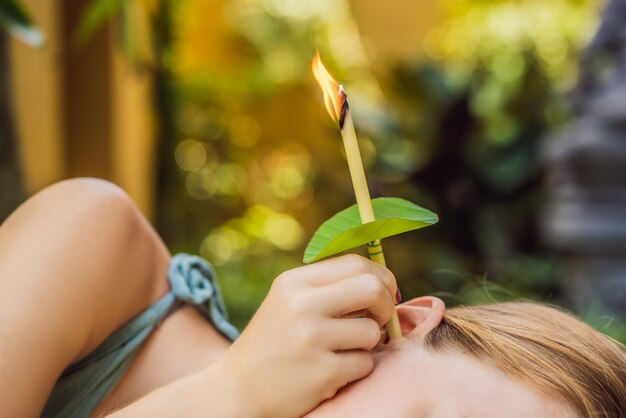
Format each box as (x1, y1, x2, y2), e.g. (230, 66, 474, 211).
(158, 0, 609, 331)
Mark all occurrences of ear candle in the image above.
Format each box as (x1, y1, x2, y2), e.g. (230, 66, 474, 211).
(313, 54, 402, 339)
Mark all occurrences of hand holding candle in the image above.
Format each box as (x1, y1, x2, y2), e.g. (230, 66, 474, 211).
(307, 52, 438, 340)
(311, 52, 403, 338)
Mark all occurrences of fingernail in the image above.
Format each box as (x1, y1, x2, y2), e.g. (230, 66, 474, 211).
(395, 288, 402, 304)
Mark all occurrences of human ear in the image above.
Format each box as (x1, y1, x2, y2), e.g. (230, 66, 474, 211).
(396, 296, 445, 341)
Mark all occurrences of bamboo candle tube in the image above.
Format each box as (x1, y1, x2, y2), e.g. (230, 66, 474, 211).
(340, 105, 402, 339)
(312, 53, 402, 339)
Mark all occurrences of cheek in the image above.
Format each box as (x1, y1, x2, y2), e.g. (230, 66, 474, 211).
(304, 351, 428, 418)
(305, 384, 420, 418)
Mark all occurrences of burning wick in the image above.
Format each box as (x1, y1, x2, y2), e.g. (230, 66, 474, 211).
(312, 52, 402, 339)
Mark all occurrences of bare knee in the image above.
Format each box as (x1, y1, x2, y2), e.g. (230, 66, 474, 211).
(0, 179, 169, 414)
(42, 179, 170, 330)
(2, 178, 136, 234)
(31, 178, 136, 226)
(0, 178, 170, 356)
(47, 177, 128, 198)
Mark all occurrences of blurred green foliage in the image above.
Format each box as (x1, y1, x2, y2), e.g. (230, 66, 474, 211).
(154, 0, 603, 330)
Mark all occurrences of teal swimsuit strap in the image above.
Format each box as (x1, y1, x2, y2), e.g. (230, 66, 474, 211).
(41, 253, 239, 418)
(168, 253, 239, 341)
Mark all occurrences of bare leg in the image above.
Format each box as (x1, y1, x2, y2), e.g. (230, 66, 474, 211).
(93, 303, 231, 416)
(0, 178, 226, 416)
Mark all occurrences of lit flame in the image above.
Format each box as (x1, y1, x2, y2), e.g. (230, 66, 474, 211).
(312, 52, 345, 124)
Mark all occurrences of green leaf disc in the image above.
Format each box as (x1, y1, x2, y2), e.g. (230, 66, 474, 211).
(303, 197, 438, 263)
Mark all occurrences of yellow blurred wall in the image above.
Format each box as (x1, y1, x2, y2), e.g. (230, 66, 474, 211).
(10, 0, 155, 217)
(9, 0, 441, 219)
(9, 0, 65, 192)
(350, 0, 443, 74)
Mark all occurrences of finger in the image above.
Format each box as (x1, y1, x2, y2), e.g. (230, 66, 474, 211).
(332, 350, 375, 388)
(288, 254, 397, 297)
(340, 309, 366, 319)
(324, 317, 381, 351)
(317, 274, 395, 326)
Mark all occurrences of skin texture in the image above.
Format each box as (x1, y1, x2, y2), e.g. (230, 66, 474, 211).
(0, 179, 172, 417)
(92, 305, 232, 416)
(0, 178, 574, 417)
(0, 179, 397, 418)
(304, 298, 575, 418)
(107, 253, 400, 418)
(304, 342, 573, 418)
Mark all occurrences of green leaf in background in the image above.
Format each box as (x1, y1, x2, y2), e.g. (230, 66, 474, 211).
(303, 197, 439, 263)
(75, 0, 145, 65)
(0, 0, 44, 48)
(117, 1, 137, 60)
(74, 0, 123, 47)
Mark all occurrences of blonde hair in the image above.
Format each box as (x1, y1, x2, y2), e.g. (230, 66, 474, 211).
(426, 302, 626, 418)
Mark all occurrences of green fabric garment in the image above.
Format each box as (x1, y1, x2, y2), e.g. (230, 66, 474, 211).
(41, 253, 239, 418)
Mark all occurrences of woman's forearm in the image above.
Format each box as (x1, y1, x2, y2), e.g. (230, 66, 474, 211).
(105, 361, 258, 418)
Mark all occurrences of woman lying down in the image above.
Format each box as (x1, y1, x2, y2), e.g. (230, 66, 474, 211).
(1, 179, 624, 418)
